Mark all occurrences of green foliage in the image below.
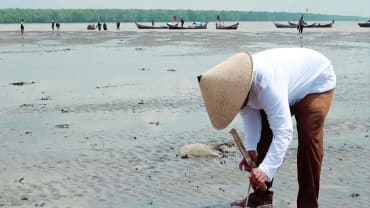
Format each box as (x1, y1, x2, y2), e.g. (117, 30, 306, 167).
(0, 9, 363, 23)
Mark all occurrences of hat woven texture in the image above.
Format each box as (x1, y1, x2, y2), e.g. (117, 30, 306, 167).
(199, 52, 253, 130)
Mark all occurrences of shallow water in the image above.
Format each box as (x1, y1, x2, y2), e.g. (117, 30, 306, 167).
(0, 23, 369, 207)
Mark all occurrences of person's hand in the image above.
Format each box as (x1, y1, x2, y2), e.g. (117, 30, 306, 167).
(238, 150, 258, 172)
(249, 168, 268, 188)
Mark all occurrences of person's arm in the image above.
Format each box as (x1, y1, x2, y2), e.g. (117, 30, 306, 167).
(240, 107, 261, 151)
(257, 86, 293, 181)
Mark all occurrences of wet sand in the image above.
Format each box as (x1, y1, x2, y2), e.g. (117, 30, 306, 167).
(0, 23, 369, 207)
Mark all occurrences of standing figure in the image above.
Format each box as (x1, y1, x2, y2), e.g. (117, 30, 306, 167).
(298, 15, 305, 34)
(198, 48, 336, 208)
(103, 22, 107, 31)
(56, 22, 60, 30)
(20, 19, 24, 35)
(51, 20, 55, 31)
(97, 22, 102, 31)
(151, 20, 154, 27)
(116, 21, 120, 30)
(180, 18, 184, 27)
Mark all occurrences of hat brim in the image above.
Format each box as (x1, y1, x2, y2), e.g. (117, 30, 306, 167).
(199, 52, 253, 130)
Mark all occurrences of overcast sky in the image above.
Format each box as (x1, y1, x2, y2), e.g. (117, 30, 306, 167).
(1, 0, 369, 17)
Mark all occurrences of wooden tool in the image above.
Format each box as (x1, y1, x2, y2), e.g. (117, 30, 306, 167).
(229, 128, 267, 191)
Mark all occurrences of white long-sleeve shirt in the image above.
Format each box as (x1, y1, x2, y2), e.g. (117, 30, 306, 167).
(240, 48, 336, 181)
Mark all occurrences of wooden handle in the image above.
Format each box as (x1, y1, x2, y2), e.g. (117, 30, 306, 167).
(229, 128, 256, 167)
(229, 128, 267, 191)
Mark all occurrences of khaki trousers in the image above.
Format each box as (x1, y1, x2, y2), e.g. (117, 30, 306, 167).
(256, 90, 334, 208)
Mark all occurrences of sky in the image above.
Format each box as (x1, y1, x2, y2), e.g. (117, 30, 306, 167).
(0, 0, 369, 17)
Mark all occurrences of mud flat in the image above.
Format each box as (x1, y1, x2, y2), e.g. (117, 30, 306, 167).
(0, 25, 369, 207)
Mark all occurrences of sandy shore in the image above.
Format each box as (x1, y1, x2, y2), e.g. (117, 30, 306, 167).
(0, 26, 369, 208)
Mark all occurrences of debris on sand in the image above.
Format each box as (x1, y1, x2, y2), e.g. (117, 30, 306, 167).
(44, 48, 71, 53)
(55, 124, 69, 129)
(181, 154, 189, 159)
(41, 96, 51, 101)
(138, 100, 144, 104)
(35, 202, 46, 207)
(139, 67, 151, 71)
(167, 68, 176, 72)
(61, 109, 69, 113)
(18, 177, 24, 184)
(19, 104, 34, 108)
(214, 141, 235, 154)
(10, 81, 35, 86)
(148, 121, 160, 126)
(96, 83, 136, 89)
(20, 195, 28, 200)
(179, 142, 236, 158)
(179, 144, 221, 158)
(96, 83, 120, 89)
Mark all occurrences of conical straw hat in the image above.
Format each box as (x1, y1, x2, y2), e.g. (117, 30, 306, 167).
(198, 52, 253, 130)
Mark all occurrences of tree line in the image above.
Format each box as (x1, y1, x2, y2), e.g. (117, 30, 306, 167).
(0, 9, 362, 23)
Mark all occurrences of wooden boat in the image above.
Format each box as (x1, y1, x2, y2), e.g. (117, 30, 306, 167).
(358, 20, 370, 27)
(274, 22, 295, 28)
(274, 20, 335, 28)
(216, 22, 239, 30)
(135, 22, 168, 29)
(305, 20, 335, 28)
(288, 21, 299, 27)
(166, 22, 208, 29)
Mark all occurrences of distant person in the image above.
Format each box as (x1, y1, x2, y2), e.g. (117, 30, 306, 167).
(20, 19, 24, 35)
(151, 20, 154, 27)
(103, 22, 107, 31)
(97, 22, 102, 31)
(56, 22, 60, 30)
(51, 20, 55, 31)
(180, 18, 184, 27)
(298, 15, 304, 34)
(116, 21, 120, 30)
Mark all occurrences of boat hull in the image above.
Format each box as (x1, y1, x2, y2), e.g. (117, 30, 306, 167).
(216, 22, 239, 30)
(274, 20, 334, 28)
(135, 22, 168, 29)
(358, 22, 370, 27)
(166, 22, 208, 29)
(274, 22, 295, 28)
